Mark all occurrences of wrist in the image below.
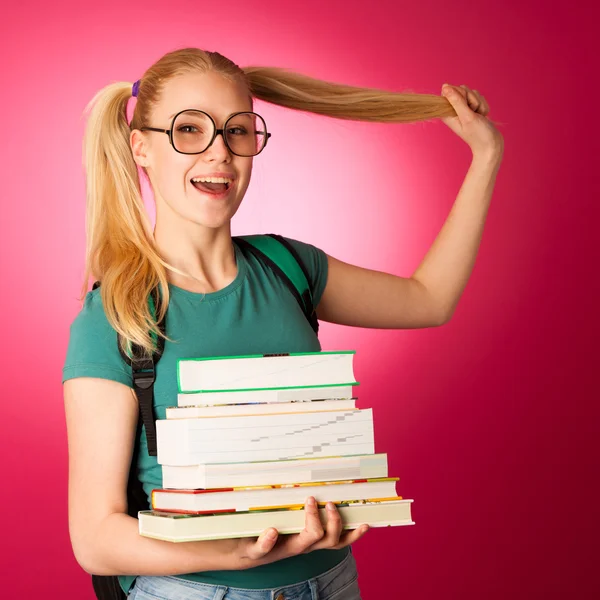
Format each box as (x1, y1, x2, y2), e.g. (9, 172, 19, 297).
(472, 139, 503, 160)
(227, 539, 248, 570)
(471, 150, 503, 170)
(198, 538, 245, 571)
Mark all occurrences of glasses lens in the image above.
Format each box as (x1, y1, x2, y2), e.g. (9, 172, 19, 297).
(171, 111, 268, 156)
(224, 112, 268, 157)
(172, 111, 214, 154)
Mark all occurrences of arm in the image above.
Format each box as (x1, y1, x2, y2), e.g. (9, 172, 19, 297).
(316, 153, 502, 329)
(64, 376, 241, 576)
(64, 377, 368, 576)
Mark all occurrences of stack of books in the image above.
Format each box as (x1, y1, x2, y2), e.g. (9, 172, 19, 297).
(138, 351, 415, 542)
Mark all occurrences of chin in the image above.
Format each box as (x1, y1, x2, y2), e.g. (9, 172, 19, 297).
(171, 195, 244, 230)
(186, 208, 240, 230)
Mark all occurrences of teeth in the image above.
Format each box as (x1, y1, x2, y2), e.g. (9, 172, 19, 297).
(191, 176, 233, 184)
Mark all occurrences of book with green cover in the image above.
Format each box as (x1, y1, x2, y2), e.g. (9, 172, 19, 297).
(177, 351, 359, 393)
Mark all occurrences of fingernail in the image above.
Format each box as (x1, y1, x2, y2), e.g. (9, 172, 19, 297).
(266, 529, 277, 540)
(307, 496, 316, 507)
(327, 502, 336, 511)
(361, 525, 370, 534)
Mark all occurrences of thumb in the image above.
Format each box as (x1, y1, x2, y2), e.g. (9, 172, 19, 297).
(441, 84, 473, 123)
(247, 528, 279, 559)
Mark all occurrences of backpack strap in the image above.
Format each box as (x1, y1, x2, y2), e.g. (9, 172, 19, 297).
(233, 233, 319, 335)
(91, 281, 165, 457)
(91, 281, 158, 599)
(92, 573, 126, 600)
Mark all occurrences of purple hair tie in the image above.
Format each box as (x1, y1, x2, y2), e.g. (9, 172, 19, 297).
(126, 81, 140, 125)
(132, 79, 141, 97)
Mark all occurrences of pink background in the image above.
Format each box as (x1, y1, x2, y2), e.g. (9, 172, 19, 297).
(1, 0, 598, 598)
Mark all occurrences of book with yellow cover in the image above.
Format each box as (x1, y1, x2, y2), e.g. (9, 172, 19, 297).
(152, 477, 400, 514)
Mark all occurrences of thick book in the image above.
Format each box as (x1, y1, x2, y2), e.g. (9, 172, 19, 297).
(161, 453, 388, 490)
(139, 499, 414, 542)
(152, 477, 399, 513)
(156, 409, 374, 466)
(177, 351, 358, 393)
(177, 385, 356, 407)
(166, 399, 357, 419)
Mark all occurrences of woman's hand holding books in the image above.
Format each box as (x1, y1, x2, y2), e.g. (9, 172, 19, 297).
(228, 496, 369, 569)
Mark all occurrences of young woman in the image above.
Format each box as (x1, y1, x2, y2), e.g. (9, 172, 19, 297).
(63, 47, 503, 600)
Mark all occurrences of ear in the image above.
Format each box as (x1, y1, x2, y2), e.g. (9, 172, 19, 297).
(130, 129, 150, 168)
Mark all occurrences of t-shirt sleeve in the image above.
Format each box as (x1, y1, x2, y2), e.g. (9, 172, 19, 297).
(62, 290, 133, 388)
(280, 236, 330, 308)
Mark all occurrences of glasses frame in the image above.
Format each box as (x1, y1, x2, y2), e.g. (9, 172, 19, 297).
(138, 109, 272, 157)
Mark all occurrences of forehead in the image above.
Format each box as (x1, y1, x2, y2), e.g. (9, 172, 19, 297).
(156, 71, 252, 123)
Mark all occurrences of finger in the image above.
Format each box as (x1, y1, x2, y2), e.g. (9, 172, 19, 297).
(477, 93, 490, 116)
(319, 502, 344, 547)
(442, 83, 463, 99)
(467, 88, 491, 116)
(292, 497, 326, 553)
(304, 496, 326, 537)
(459, 85, 481, 112)
(470, 90, 489, 116)
(442, 85, 475, 122)
(471, 90, 486, 115)
(440, 83, 464, 117)
(447, 84, 469, 104)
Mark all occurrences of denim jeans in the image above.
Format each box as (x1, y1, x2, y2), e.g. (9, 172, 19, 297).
(127, 549, 362, 600)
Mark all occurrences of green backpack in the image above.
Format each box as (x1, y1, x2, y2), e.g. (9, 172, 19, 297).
(90, 233, 320, 600)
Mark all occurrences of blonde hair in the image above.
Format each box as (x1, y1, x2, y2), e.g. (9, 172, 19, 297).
(81, 46, 495, 357)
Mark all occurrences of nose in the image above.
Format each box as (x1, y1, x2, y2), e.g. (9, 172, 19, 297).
(204, 129, 231, 160)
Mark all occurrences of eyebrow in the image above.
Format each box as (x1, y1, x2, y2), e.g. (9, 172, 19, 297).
(167, 109, 248, 120)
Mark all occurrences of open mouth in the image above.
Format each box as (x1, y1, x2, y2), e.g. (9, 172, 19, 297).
(191, 179, 231, 194)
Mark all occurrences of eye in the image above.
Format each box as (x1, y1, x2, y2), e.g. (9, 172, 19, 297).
(227, 127, 248, 136)
(178, 125, 201, 134)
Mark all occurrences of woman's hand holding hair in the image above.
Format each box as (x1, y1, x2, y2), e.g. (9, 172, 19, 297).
(440, 83, 504, 162)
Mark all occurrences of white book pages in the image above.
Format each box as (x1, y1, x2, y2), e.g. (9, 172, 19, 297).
(157, 410, 374, 466)
(178, 352, 357, 392)
(161, 453, 388, 489)
(166, 399, 357, 418)
(159, 441, 375, 467)
(177, 386, 356, 407)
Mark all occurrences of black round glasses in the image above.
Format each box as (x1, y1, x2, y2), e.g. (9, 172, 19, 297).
(138, 109, 272, 157)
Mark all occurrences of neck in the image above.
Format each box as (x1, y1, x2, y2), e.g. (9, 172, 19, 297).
(153, 218, 237, 294)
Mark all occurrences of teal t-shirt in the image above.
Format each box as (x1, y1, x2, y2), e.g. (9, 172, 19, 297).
(62, 235, 349, 594)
